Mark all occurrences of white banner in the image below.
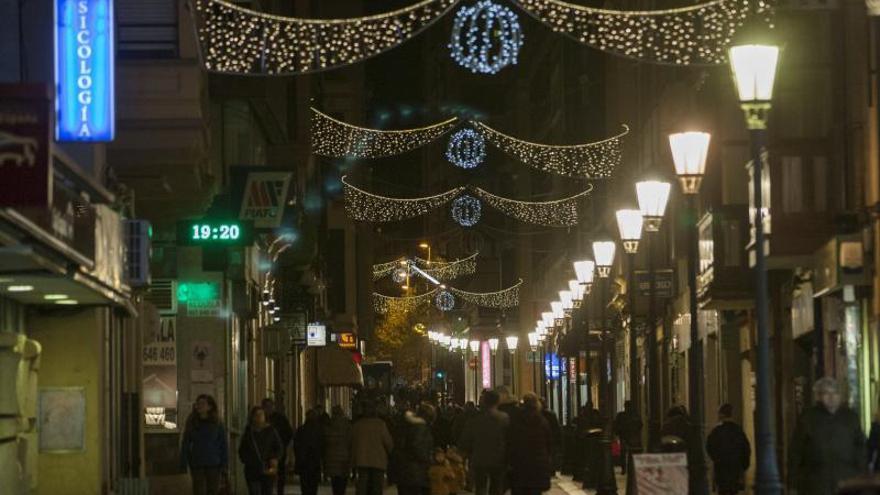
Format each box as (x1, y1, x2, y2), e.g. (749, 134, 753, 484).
(632, 453, 688, 495)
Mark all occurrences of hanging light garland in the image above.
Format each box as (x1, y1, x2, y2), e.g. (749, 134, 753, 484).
(193, 0, 460, 75)
(472, 185, 593, 227)
(312, 108, 458, 159)
(451, 195, 482, 227)
(343, 177, 594, 226)
(512, 0, 771, 66)
(342, 176, 466, 222)
(472, 122, 627, 178)
(414, 252, 478, 281)
(449, 0, 524, 74)
(392, 267, 410, 284)
(435, 290, 456, 311)
(445, 128, 487, 169)
(448, 279, 522, 308)
(372, 258, 405, 280)
(373, 279, 522, 314)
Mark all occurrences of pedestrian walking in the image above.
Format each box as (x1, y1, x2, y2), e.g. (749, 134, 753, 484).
(507, 393, 553, 495)
(868, 405, 879, 474)
(539, 398, 562, 471)
(294, 409, 324, 495)
(495, 386, 520, 420)
(239, 405, 283, 495)
(706, 403, 750, 495)
(180, 394, 229, 495)
(262, 398, 294, 495)
(352, 399, 394, 495)
(323, 405, 353, 495)
(789, 377, 866, 495)
(458, 390, 509, 495)
(612, 400, 642, 475)
(396, 403, 436, 495)
(428, 448, 456, 495)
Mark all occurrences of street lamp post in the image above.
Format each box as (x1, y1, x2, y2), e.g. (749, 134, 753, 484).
(592, 240, 616, 417)
(635, 180, 671, 449)
(469, 339, 480, 402)
(730, 43, 782, 495)
(488, 337, 499, 388)
(506, 335, 519, 396)
(529, 331, 539, 392)
(615, 209, 643, 418)
(670, 130, 711, 495)
(574, 260, 596, 406)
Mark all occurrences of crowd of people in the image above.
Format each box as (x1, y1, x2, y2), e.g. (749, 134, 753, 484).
(178, 376, 880, 495)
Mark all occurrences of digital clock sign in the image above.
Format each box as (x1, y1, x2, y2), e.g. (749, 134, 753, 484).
(177, 220, 254, 246)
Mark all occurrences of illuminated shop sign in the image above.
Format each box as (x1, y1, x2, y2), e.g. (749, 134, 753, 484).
(544, 352, 561, 380)
(54, 0, 115, 141)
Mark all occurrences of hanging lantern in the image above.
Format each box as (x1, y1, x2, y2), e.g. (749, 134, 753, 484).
(435, 290, 456, 311)
(451, 195, 482, 227)
(445, 128, 486, 169)
(449, 0, 523, 75)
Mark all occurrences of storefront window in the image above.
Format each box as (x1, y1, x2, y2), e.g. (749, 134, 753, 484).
(143, 316, 178, 430)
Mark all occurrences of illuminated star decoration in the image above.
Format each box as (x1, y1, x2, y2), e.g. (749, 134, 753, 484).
(312, 108, 458, 159)
(193, 0, 461, 75)
(372, 279, 523, 313)
(445, 128, 487, 169)
(450, 195, 482, 227)
(449, 0, 524, 74)
(512, 0, 773, 66)
(342, 177, 594, 227)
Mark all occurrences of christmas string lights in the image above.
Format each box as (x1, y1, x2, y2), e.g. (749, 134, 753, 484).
(372, 258, 405, 281)
(451, 195, 482, 227)
(449, 0, 523, 74)
(445, 128, 487, 169)
(343, 177, 594, 226)
(342, 176, 466, 222)
(435, 290, 456, 311)
(473, 122, 627, 178)
(448, 279, 522, 308)
(473, 185, 594, 227)
(193, 0, 460, 75)
(512, 0, 770, 66)
(312, 108, 458, 159)
(372, 279, 522, 314)
(414, 252, 478, 281)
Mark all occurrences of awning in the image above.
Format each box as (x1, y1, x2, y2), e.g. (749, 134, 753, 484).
(314, 344, 363, 387)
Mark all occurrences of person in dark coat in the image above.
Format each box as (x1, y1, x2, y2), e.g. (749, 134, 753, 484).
(458, 390, 509, 495)
(351, 399, 394, 495)
(539, 398, 562, 468)
(180, 394, 229, 495)
(397, 403, 436, 495)
(294, 409, 324, 495)
(867, 409, 879, 474)
(262, 398, 294, 495)
(323, 405, 353, 495)
(508, 393, 553, 495)
(789, 377, 866, 495)
(613, 400, 642, 475)
(706, 403, 750, 495)
(660, 405, 707, 495)
(239, 406, 284, 495)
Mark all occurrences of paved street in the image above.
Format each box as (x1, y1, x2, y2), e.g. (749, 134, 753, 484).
(282, 474, 627, 495)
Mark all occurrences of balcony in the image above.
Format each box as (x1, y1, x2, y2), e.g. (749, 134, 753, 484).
(697, 205, 753, 310)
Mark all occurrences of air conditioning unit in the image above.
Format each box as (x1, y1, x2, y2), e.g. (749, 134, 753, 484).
(145, 279, 177, 315)
(124, 220, 152, 287)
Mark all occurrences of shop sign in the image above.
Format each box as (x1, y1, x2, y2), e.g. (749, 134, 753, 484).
(632, 453, 688, 494)
(143, 317, 176, 366)
(239, 172, 293, 229)
(178, 282, 221, 317)
(544, 352, 561, 380)
(337, 332, 357, 349)
(54, 0, 115, 141)
(0, 85, 51, 207)
(481, 341, 491, 388)
(307, 323, 326, 347)
(635, 269, 674, 298)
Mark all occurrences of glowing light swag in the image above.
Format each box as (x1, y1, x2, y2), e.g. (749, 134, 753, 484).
(55, 0, 115, 141)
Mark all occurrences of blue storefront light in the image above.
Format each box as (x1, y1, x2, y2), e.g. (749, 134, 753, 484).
(54, 0, 115, 142)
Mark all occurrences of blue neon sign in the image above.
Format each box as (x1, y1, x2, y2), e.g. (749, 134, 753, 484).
(54, 0, 115, 142)
(544, 352, 561, 380)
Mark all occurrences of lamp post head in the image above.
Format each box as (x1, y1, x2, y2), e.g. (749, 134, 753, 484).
(551, 301, 565, 325)
(615, 208, 644, 254)
(528, 332, 538, 351)
(469, 340, 480, 352)
(592, 241, 616, 278)
(573, 260, 595, 294)
(506, 335, 519, 352)
(729, 44, 779, 129)
(488, 337, 499, 354)
(568, 279, 584, 307)
(636, 180, 671, 232)
(669, 131, 711, 194)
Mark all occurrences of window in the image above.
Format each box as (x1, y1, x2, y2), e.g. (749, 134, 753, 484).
(117, 0, 179, 59)
(813, 156, 828, 212)
(782, 156, 804, 213)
